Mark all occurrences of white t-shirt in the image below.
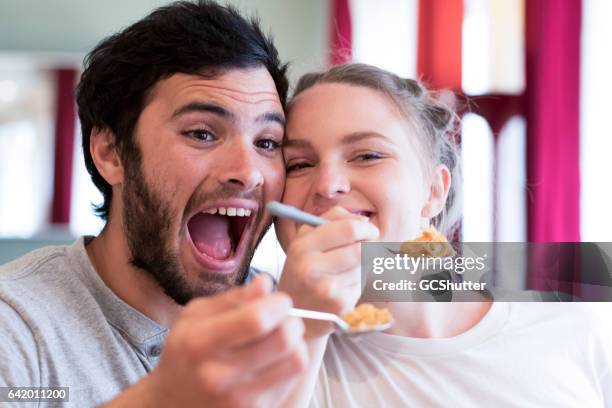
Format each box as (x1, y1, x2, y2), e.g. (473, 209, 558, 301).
(311, 303, 612, 407)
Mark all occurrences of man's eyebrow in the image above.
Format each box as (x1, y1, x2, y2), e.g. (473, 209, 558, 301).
(171, 102, 284, 127)
(256, 111, 285, 127)
(171, 102, 234, 121)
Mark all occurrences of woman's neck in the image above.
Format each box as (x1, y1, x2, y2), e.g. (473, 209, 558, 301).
(371, 301, 492, 338)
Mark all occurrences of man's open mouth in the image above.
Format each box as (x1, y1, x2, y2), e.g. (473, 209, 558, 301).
(186, 206, 255, 262)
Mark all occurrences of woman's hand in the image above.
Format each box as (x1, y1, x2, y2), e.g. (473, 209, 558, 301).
(278, 206, 379, 339)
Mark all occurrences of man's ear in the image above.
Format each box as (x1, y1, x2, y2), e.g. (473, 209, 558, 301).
(90, 127, 124, 186)
(420, 164, 451, 219)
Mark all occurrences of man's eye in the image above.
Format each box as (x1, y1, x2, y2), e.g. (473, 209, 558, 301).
(183, 129, 215, 142)
(255, 139, 281, 151)
(286, 162, 312, 173)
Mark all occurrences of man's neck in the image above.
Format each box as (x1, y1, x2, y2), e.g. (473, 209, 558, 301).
(85, 220, 182, 328)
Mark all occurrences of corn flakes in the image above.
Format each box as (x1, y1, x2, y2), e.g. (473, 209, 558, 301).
(399, 226, 455, 257)
(342, 303, 392, 330)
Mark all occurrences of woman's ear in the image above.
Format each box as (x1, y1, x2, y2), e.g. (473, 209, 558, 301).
(421, 164, 451, 219)
(90, 127, 124, 186)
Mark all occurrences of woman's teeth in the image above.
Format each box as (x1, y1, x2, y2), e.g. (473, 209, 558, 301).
(203, 207, 252, 217)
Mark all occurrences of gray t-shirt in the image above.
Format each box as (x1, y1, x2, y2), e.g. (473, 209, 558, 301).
(0, 237, 169, 407)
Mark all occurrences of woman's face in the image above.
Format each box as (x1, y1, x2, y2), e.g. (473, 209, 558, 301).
(277, 82, 438, 248)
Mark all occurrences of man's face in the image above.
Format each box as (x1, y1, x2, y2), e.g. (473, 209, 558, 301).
(121, 67, 285, 304)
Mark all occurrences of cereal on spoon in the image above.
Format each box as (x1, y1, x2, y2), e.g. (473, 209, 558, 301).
(399, 225, 455, 258)
(342, 226, 455, 331)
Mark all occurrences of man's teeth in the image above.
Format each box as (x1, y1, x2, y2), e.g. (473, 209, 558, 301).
(203, 207, 252, 217)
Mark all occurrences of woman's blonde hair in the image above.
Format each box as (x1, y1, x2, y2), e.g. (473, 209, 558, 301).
(290, 63, 462, 238)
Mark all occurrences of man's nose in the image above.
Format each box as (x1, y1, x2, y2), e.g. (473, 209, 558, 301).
(313, 163, 351, 199)
(218, 140, 264, 191)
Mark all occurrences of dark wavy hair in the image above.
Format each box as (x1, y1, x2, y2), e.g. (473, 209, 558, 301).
(76, 0, 289, 220)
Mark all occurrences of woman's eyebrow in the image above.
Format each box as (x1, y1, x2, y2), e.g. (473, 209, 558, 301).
(341, 131, 390, 145)
(283, 132, 391, 149)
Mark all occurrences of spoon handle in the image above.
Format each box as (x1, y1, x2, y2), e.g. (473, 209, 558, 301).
(288, 308, 349, 331)
(266, 201, 327, 227)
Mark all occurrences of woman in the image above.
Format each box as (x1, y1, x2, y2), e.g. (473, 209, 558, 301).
(275, 63, 611, 407)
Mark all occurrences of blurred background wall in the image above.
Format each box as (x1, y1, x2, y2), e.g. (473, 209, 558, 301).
(0, 0, 610, 282)
(0, 0, 329, 82)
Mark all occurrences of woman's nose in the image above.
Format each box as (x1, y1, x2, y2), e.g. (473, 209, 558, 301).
(313, 164, 351, 199)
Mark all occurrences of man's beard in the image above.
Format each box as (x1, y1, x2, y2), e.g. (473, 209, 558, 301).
(121, 152, 267, 305)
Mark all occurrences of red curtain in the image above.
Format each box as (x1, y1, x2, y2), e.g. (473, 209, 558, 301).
(525, 0, 581, 243)
(417, 0, 463, 90)
(525, 0, 582, 295)
(417, 0, 463, 242)
(50, 68, 77, 225)
(329, 0, 352, 65)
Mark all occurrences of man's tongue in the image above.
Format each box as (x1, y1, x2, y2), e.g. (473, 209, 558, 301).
(188, 213, 233, 260)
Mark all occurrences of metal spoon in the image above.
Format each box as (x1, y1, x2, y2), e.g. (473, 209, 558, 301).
(289, 307, 393, 335)
(266, 201, 327, 227)
(267, 201, 394, 335)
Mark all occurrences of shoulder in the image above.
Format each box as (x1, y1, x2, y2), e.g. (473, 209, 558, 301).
(581, 304, 612, 359)
(503, 302, 609, 339)
(506, 302, 605, 328)
(0, 242, 73, 282)
(0, 240, 99, 385)
(0, 296, 40, 387)
(0, 295, 37, 341)
(506, 303, 612, 370)
(0, 242, 76, 324)
(0, 238, 91, 291)
(0, 242, 82, 310)
(0, 240, 90, 333)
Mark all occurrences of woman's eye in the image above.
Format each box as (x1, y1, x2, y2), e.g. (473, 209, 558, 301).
(286, 161, 312, 173)
(183, 129, 215, 142)
(255, 139, 281, 151)
(354, 152, 384, 161)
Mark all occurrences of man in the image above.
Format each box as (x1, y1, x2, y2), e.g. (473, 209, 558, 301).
(0, 2, 307, 406)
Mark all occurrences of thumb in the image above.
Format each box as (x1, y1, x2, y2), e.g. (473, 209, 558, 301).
(182, 274, 273, 319)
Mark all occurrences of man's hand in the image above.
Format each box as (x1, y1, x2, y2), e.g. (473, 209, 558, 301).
(278, 206, 379, 339)
(106, 276, 308, 408)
